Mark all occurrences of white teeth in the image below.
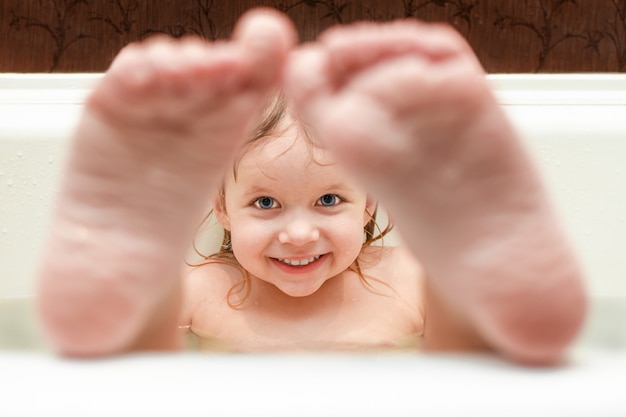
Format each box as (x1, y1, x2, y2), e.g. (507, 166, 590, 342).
(278, 255, 321, 266)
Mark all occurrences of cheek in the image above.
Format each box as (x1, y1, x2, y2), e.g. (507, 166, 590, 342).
(229, 217, 271, 254)
(329, 219, 365, 272)
(332, 216, 366, 250)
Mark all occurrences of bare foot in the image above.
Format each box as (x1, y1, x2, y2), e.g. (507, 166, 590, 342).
(37, 8, 296, 356)
(285, 21, 586, 363)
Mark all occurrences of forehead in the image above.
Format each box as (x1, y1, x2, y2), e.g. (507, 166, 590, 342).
(231, 121, 360, 191)
(241, 135, 335, 180)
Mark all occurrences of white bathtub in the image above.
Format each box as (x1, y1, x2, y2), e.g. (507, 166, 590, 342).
(1, 74, 626, 415)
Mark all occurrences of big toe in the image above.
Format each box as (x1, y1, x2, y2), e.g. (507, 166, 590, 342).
(233, 8, 298, 88)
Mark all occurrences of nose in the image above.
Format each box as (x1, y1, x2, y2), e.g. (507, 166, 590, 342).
(278, 214, 320, 246)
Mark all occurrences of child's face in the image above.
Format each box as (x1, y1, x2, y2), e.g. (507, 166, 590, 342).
(216, 117, 374, 297)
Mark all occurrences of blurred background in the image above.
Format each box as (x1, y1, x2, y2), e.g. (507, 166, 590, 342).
(1, 0, 625, 73)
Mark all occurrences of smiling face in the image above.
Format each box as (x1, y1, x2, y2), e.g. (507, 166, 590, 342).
(214, 115, 375, 297)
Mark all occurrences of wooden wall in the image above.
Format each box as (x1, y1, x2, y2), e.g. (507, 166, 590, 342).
(1, 0, 624, 73)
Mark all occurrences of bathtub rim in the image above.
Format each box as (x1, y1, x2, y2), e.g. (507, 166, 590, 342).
(2, 73, 626, 105)
(1, 349, 626, 417)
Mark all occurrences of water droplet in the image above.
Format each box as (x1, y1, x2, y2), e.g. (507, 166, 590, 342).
(48, 157, 54, 164)
(2, 228, 7, 234)
(16, 151, 23, 158)
(7, 179, 14, 187)
(351, 298, 358, 302)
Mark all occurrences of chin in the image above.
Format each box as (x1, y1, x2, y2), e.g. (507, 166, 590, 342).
(276, 280, 326, 298)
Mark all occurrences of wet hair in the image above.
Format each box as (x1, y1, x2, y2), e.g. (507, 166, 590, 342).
(190, 93, 394, 308)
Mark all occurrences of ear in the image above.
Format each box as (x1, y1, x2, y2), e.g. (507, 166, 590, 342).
(363, 195, 378, 226)
(212, 189, 231, 231)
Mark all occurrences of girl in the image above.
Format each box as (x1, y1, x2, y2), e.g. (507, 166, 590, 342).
(37, 8, 586, 364)
(180, 95, 426, 352)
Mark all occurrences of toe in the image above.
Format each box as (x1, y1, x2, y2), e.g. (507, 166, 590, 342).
(317, 20, 479, 89)
(233, 7, 298, 88)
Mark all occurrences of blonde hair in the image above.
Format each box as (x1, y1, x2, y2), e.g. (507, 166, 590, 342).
(191, 93, 393, 307)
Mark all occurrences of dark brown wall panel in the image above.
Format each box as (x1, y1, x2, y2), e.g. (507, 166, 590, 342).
(1, 0, 624, 73)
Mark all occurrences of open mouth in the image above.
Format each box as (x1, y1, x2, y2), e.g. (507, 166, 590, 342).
(276, 255, 322, 266)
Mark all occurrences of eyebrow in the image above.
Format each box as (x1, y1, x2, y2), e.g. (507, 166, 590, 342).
(242, 184, 274, 196)
(241, 182, 356, 197)
(324, 183, 356, 194)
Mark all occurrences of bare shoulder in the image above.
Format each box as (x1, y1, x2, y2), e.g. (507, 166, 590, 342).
(358, 245, 426, 303)
(360, 245, 425, 282)
(183, 259, 244, 297)
(180, 259, 245, 324)
(358, 245, 426, 335)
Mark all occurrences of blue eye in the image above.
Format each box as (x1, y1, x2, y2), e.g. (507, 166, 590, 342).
(318, 194, 339, 207)
(254, 196, 276, 209)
